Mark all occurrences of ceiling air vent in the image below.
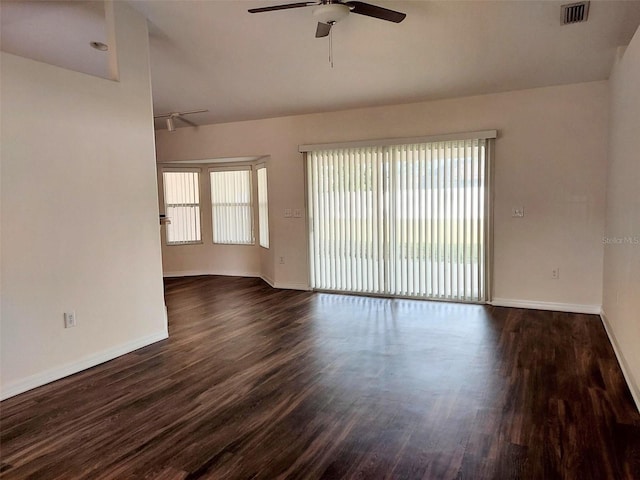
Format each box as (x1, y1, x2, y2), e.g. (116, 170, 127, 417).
(561, 1, 590, 25)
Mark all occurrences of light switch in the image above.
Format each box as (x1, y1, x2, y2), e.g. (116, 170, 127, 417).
(512, 207, 525, 218)
(293, 209, 302, 218)
(284, 209, 292, 218)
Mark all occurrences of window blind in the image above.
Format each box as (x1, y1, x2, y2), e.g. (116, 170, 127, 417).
(210, 169, 254, 245)
(162, 171, 201, 245)
(307, 138, 489, 302)
(257, 167, 270, 248)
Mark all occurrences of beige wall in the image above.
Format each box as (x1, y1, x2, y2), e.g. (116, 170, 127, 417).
(602, 26, 640, 407)
(0, 2, 167, 398)
(156, 81, 608, 309)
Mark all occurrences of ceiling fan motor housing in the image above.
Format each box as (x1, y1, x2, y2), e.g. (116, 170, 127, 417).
(313, 3, 350, 24)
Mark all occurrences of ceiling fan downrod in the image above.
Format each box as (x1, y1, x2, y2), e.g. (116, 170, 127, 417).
(329, 22, 334, 68)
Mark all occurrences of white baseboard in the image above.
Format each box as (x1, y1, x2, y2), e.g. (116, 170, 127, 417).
(260, 275, 276, 288)
(490, 298, 601, 314)
(260, 276, 310, 291)
(164, 271, 310, 291)
(163, 270, 260, 278)
(0, 329, 169, 401)
(273, 282, 311, 291)
(600, 310, 640, 413)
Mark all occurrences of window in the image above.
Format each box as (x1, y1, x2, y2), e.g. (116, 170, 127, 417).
(160, 163, 265, 247)
(306, 135, 492, 302)
(162, 170, 202, 245)
(257, 166, 269, 248)
(210, 168, 254, 245)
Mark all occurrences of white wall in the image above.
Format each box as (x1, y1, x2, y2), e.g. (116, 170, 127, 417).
(0, 2, 167, 399)
(156, 81, 608, 309)
(602, 25, 640, 408)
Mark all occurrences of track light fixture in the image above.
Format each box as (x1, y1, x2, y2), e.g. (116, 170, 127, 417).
(166, 116, 176, 132)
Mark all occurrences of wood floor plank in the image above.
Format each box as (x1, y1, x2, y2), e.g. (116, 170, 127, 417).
(1, 275, 638, 479)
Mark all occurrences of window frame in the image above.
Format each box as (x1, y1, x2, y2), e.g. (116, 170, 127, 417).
(160, 167, 203, 246)
(209, 165, 255, 246)
(256, 164, 270, 249)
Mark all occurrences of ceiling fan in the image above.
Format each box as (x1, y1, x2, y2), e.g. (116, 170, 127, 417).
(248, 1, 406, 38)
(153, 109, 208, 132)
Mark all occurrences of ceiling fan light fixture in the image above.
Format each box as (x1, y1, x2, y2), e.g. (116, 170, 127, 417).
(153, 109, 209, 131)
(313, 3, 350, 24)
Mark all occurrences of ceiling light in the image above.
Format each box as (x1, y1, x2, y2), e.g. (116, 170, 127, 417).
(313, 4, 350, 25)
(90, 41, 108, 51)
(166, 117, 176, 132)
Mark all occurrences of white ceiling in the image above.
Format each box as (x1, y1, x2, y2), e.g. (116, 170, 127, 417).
(2, 1, 640, 129)
(130, 0, 640, 129)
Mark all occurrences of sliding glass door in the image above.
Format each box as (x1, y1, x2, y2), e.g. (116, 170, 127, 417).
(307, 138, 490, 302)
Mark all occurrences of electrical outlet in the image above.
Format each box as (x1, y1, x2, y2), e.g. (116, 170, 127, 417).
(284, 209, 292, 218)
(551, 268, 560, 280)
(512, 207, 525, 218)
(64, 311, 76, 328)
(279, 256, 285, 264)
(293, 209, 302, 218)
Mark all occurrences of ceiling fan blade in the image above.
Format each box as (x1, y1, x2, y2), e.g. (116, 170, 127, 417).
(178, 109, 208, 116)
(315, 22, 331, 38)
(248, 2, 319, 13)
(154, 109, 208, 119)
(176, 116, 198, 128)
(345, 1, 406, 23)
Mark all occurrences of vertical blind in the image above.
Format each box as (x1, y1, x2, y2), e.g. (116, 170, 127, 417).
(210, 168, 254, 245)
(162, 171, 201, 244)
(257, 167, 270, 248)
(307, 138, 489, 302)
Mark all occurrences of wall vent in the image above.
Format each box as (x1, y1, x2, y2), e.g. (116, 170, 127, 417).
(561, 1, 590, 25)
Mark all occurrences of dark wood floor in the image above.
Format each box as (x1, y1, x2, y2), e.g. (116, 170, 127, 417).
(1, 276, 639, 479)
